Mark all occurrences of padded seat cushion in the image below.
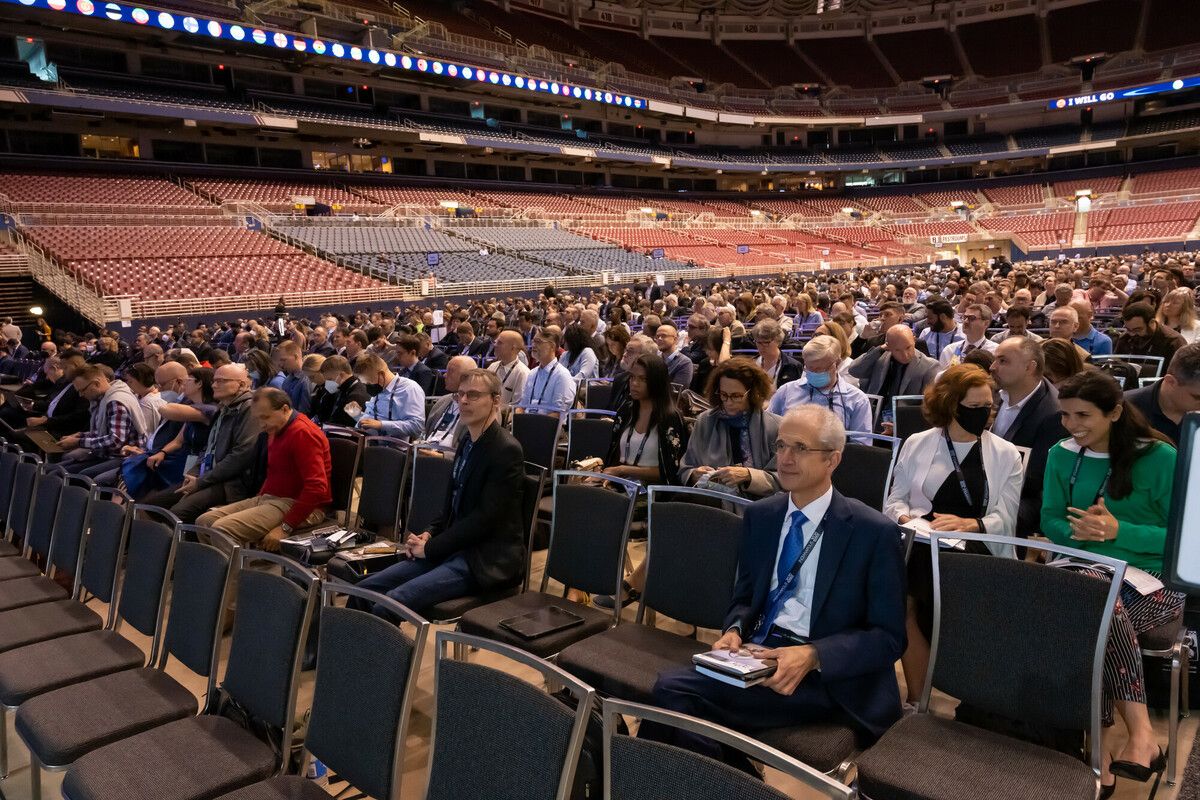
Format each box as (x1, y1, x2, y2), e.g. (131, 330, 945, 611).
(0, 575, 68, 612)
(855, 714, 1096, 800)
(557, 624, 706, 702)
(459, 592, 612, 659)
(217, 776, 333, 800)
(0, 630, 144, 706)
(0, 599, 102, 655)
(1139, 616, 1183, 652)
(752, 722, 860, 774)
(0, 556, 39, 581)
(62, 715, 277, 800)
(16, 668, 198, 766)
(425, 585, 521, 623)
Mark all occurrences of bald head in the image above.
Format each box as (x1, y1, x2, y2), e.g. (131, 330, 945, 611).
(1069, 299, 1094, 331)
(155, 361, 187, 396)
(494, 329, 524, 363)
(143, 343, 164, 370)
(213, 363, 250, 403)
(444, 355, 477, 394)
(885, 325, 917, 364)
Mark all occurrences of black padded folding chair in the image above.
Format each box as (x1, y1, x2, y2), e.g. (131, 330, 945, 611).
(406, 446, 455, 537)
(511, 406, 564, 471)
(0, 485, 129, 657)
(60, 550, 321, 800)
(831, 434, 899, 513)
(322, 426, 364, 527)
(557, 486, 750, 702)
(854, 533, 1118, 800)
(424, 463, 547, 625)
(0, 504, 178, 780)
(3, 452, 41, 548)
(426, 631, 595, 800)
(603, 700, 855, 800)
(15, 525, 238, 800)
(356, 436, 411, 537)
(890, 395, 929, 442)
(457, 472, 640, 659)
(0, 444, 24, 556)
(212, 581, 430, 800)
(0, 464, 63, 583)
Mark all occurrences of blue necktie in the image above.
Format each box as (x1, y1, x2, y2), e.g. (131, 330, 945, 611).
(753, 509, 809, 643)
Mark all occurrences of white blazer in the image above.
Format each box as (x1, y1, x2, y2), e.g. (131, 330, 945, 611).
(884, 428, 1025, 558)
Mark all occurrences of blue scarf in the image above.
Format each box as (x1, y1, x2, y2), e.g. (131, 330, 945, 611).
(718, 411, 753, 466)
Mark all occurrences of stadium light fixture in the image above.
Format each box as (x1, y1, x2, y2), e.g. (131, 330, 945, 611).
(29, 306, 43, 316)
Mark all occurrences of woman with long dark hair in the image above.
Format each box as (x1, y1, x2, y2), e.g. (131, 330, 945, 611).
(1042, 370, 1181, 797)
(595, 353, 689, 609)
(559, 324, 599, 380)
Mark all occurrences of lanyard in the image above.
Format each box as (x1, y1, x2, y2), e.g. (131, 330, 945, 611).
(945, 432, 988, 510)
(754, 512, 829, 636)
(622, 424, 651, 466)
(1069, 446, 1111, 506)
(809, 385, 850, 430)
(372, 381, 397, 421)
(534, 363, 559, 406)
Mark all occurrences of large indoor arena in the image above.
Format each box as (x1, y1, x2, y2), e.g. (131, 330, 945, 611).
(0, 0, 1198, 798)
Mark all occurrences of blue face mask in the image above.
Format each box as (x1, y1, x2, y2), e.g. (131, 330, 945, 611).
(324, 379, 340, 394)
(807, 370, 832, 390)
(159, 390, 181, 404)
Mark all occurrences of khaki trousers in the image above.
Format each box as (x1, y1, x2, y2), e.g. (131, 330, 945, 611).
(196, 494, 326, 546)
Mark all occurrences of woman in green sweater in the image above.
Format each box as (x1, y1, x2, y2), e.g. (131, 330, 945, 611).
(1042, 370, 1182, 797)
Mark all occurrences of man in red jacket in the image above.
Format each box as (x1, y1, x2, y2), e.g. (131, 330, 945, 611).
(197, 387, 331, 552)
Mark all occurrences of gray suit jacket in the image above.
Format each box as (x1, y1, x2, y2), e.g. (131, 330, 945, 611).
(848, 345, 939, 396)
(424, 394, 467, 449)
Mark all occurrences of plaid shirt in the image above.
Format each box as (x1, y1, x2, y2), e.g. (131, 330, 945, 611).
(80, 401, 142, 456)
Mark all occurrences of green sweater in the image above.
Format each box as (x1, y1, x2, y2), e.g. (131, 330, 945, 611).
(1041, 439, 1177, 573)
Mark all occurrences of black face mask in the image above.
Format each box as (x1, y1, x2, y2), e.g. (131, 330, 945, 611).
(364, 383, 384, 397)
(955, 403, 990, 437)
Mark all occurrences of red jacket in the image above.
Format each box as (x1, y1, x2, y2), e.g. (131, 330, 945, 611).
(260, 412, 332, 528)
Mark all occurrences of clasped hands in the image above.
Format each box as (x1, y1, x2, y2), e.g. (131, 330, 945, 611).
(713, 629, 821, 697)
(1068, 498, 1119, 542)
(403, 531, 431, 559)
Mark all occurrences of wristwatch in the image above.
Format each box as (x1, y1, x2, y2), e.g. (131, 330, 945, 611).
(281, 523, 294, 535)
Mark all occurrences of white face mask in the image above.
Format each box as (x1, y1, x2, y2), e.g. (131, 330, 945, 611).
(324, 379, 340, 394)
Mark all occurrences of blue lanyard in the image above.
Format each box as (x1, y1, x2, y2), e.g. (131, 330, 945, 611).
(534, 363, 559, 405)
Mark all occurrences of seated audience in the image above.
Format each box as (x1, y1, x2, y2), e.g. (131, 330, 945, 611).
(1, 354, 89, 436)
(751, 319, 801, 389)
(989, 337, 1066, 536)
(352, 352, 425, 439)
(811, 320, 858, 388)
(917, 300, 962, 358)
(274, 340, 313, 415)
(119, 363, 210, 496)
(769, 336, 873, 438)
(849, 326, 939, 432)
(353, 369, 525, 616)
(124, 362, 165, 433)
(488, 330, 530, 408)
(58, 365, 149, 475)
(425, 355, 476, 449)
(310, 355, 370, 428)
(679, 358, 780, 498)
(392, 335, 437, 396)
(1042, 370, 1182, 794)
(1124, 342, 1200, 444)
(141, 363, 261, 523)
(937, 304, 998, 368)
(1156, 287, 1200, 344)
(518, 327, 576, 415)
(642, 405, 906, 762)
(596, 353, 690, 609)
(1116, 302, 1185, 362)
(601, 326, 630, 380)
(884, 364, 1024, 703)
(655, 323, 694, 388)
(559, 324, 599, 380)
(991, 305, 1043, 343)
(1071, 300, 1113, 357)
(198, 387, 331, 550)
(1042, 337, 1089, 388)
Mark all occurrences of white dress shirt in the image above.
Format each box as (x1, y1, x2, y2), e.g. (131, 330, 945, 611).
(992, 386, 1036, 439)
(939, 336, 999, 368)
(769, 485, 834, 638)
(489, 358, 529, 407)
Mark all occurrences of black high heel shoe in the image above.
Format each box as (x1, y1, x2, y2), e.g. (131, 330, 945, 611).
(1110, 747, 1166, 782)
(1098, 778, 1117, 800)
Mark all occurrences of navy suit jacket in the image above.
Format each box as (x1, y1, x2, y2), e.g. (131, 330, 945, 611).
(724, 489, 907, 740)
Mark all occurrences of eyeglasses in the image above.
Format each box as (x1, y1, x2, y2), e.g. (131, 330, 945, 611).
(962, 316, 982, 323)
(453, 390, 495, 402)
(774, 441, 835, 457)
(719, 391, 748, 402)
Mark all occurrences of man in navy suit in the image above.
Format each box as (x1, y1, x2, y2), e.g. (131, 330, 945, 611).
(643, 405, 907, 760)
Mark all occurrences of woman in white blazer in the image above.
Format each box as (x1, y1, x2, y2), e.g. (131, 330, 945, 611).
(884, 364, 1026, 704)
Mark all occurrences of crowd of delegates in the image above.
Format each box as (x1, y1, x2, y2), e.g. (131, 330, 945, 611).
(1, 248, 1198, 790)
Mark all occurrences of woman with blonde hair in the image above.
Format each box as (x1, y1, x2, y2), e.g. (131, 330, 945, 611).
(794, 293, 823, 329)
(813, 320, 858, 387)
(1156, 286, 1200, 344)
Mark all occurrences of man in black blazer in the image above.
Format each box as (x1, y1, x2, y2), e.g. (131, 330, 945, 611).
(418, 334, 450, 371)
(393, 335, 437, 396)
(354, 368, 525, 616)
(642, 405, 907, 761)
(989, 337, 1066, 537)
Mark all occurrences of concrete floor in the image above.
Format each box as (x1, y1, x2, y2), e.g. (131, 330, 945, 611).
(0, 541, 1194, 800)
